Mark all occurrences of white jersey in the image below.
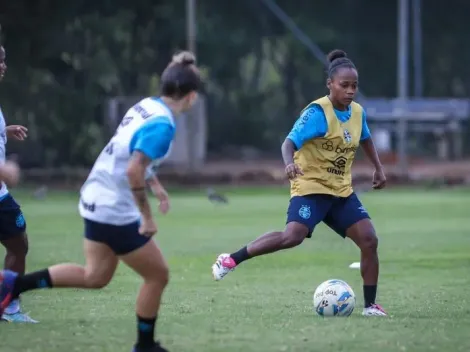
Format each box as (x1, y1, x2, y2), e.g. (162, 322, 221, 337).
(79, 97, 175, 225)
(0, 107, 9, 198)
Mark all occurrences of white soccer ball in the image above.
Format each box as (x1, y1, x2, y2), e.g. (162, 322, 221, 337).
(313, 279, 356, 317)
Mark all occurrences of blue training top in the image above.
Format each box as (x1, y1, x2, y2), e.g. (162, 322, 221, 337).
(287, 103, 371, 150)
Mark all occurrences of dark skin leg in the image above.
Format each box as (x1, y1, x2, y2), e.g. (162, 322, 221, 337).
(246, 222, 309, 257)
(345, 219, 379, 285)
(1, 233, 29, 275)
(245, 218, 380, 285)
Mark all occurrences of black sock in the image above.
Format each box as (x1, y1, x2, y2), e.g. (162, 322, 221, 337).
(363, 285, 377, 308)
(12, 269, 53, 297)
(230, 246, 250, 265)
(136, 315, 156, 348)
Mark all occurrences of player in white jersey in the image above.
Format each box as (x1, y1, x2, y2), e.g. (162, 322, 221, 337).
(0, 45, 37, 323)
(0, 51, 201, 352)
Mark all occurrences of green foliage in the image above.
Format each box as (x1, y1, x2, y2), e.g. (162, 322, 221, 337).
(0, 0, 469, 166)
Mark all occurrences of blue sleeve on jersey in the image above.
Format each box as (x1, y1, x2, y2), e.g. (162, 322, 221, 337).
(129, 117, 175, 160)
(360, 109, 371, 141)
(287, 104, 328, 150)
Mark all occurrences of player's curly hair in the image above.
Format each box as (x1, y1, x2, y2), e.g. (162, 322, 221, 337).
(161, 50, 201, 99)
(327, 49, 356, 79)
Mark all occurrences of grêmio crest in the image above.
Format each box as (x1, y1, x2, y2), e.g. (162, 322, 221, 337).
(343, 128, 352, 143)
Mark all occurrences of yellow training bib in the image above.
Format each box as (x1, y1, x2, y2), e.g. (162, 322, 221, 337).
(290, 96, 363, 198)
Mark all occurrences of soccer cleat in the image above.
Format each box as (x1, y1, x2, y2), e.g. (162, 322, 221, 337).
(132, 341, 169, 352)
(1, 298, 38, 323)
(212, 253, 236, 281)
(4, 298, 20, 315)
(2, 312, 39, 323)
(362, 303, 387, 316)
(0, 270, 18, 317)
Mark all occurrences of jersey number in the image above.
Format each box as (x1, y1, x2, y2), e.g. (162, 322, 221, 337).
(120, 115, 133, 127)
(113, 115, 134, 137)
(104, 142, 114, 155)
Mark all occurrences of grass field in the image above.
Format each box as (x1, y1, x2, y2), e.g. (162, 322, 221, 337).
(1, 187, 470, 352)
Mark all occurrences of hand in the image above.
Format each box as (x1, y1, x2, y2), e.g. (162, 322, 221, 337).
(285, 163, 304, 180)
(151, 184, 170, 215)
(0, 160, 20, 187)
(373, 167, 386, 190)
(139, 216, 158, 237)
(6, 125, 28, 141)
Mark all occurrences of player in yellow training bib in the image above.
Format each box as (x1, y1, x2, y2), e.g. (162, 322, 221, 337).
(212, 49, 388, 317)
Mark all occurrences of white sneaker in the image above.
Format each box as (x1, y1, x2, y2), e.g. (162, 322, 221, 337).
(362, 304, 387, 316)
(212, 253, 237, 281)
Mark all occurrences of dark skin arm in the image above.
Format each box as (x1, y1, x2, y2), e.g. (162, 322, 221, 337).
(281, 138, 304, 180)
(281, 138, 295, 166)
(360, 137, 386, 189)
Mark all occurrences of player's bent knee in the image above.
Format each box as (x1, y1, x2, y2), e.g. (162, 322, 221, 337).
(360, 230, 378, 253)
(3, 234, 29, 256)
(147, 262, 170, 288)
(19, 237, 29, 255)
(160, 266, 170, 287)
(281, 229, 306, 248)
(6, 245, 27, 257)
(84, 270, 114, 289)
(84, 276, 111, 289)
(281, 222, 309, 248)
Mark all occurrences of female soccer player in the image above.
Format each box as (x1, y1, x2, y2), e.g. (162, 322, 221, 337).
(0, 45, 36, 323)
(0, 51, 202, 351)
(212, 49, 387, 317)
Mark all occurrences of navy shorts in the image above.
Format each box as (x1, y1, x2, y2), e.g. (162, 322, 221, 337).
(286, 192, 370, 238)
(84, 218, 150, 255)
(0, 194, 26, 241)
